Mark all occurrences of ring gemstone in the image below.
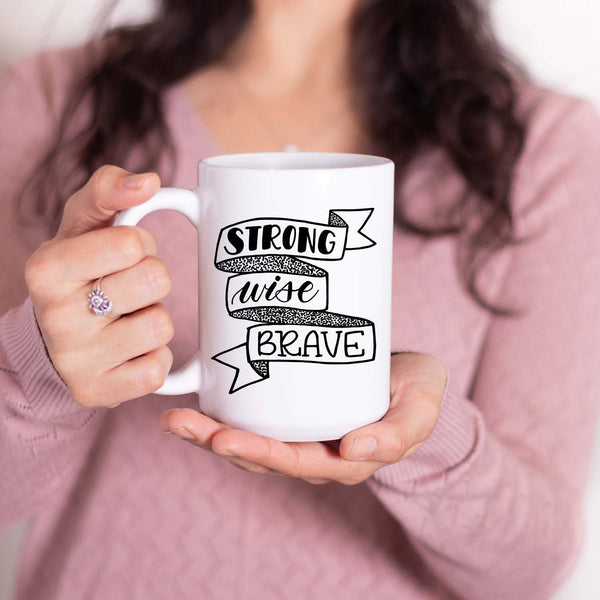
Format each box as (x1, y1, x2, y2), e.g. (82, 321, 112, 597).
(88, 288, 112, 317)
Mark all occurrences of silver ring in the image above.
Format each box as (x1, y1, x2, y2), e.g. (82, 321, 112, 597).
(88, 276, 116, 318)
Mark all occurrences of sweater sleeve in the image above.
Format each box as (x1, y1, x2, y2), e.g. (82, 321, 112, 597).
(0, 55, 106, 530)
(367, 96, 600, 600)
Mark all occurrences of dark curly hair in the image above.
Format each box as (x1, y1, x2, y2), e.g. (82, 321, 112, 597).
(25, 0, 526, 314)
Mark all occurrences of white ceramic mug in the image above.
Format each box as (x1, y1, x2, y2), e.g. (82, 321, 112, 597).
(114, 152, 394, 441)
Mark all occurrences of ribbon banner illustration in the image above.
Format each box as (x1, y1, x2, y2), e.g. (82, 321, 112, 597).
(212, 209, 377, 393)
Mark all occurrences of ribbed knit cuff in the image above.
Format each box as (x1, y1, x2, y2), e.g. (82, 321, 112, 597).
(0, 297, 87, 421)
(371, 380, 480, 491)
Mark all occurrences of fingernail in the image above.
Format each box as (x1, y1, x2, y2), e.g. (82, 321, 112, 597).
(212, 440, 238, 457)
(123, 173, 148, 189)
(349, 436, 378, 461)
(213, 446, 236, 457)
(159, 410, 177, 432)
(172, 427, 196, 441)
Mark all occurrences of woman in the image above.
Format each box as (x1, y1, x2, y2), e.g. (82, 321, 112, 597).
(1, 1, 599, 598)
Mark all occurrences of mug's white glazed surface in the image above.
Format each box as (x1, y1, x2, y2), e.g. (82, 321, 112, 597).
(116, 152, 394, 441)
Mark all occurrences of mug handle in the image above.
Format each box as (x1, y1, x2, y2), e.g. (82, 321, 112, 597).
(113, 187, 202, 396)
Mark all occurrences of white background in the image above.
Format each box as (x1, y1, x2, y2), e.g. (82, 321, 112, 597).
(0, 1, 599, 598)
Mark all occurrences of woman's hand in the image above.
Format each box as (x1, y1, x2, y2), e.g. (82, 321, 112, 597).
(25, 165, 175, 408)
(161, 352, 447, 485)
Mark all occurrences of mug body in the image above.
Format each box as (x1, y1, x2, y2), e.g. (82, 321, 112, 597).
(196, 152, 394, 441)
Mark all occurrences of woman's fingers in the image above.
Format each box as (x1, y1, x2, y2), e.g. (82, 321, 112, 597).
(161, 408, 376, 485)
(91, 255, 172, 317)
(99, 303, 175, 367)
(78, 346, 174, 408)
(338, 392, 440, 463)
(26, 226, 158, 301)
(57, 165, 160, 239)
(160, 408, 231, 451)
(339, 353, 447, 463)
(161, 411, 285, 477)
(212, 429, 374, 485)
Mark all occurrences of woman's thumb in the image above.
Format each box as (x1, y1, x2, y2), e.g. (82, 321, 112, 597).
(57, 165, 161, 239)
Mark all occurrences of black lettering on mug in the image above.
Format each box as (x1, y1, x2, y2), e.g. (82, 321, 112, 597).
(212, 209, 377, 393)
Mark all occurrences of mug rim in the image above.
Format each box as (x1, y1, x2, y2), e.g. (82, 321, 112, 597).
(200, 152, 392, 171)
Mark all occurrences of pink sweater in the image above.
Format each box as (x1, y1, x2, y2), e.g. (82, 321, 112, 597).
(1, 49, 600, 600)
